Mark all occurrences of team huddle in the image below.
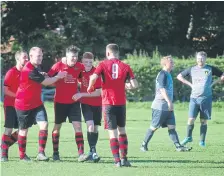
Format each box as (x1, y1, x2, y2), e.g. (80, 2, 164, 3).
(1, 43, 224, 167)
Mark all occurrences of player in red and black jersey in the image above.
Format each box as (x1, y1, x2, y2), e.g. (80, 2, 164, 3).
(1, 51, 28, 162)
(15, 47, 66, 162)
(48, 46, 87, 162)
(88, 44, 138, 167)
(72, 52, 102, 162)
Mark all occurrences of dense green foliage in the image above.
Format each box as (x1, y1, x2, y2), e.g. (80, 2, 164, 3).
(125, 55, 224, 101)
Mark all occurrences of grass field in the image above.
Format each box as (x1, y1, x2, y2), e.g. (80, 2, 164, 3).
(1, 102, 224, 176)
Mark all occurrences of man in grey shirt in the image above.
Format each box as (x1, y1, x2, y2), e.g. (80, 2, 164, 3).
(177, 51, 224, 147)
(140, 56, 191, 152)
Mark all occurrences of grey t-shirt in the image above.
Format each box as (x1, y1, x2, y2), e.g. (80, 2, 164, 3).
(180, 65, 223, 98)
(151, 70, 173, 111)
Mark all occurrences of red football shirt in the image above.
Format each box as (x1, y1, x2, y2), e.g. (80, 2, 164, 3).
(48, 61, 84, 104)
(94, 58, 135, 105)
(15, 62, 45, 110)
(79, 67, 102, 106)
(4, 66, 20, 107)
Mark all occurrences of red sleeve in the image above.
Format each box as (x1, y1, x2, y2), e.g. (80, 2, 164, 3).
(94, 77, 102, 89)
(4, 69, 14, 87)
(128, 65, 135, 79)
(94, 62, 104, 76)
(48, 63, 59, 77)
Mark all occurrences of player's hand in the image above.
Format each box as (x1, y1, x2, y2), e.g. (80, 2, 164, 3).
(87, 86, 94, 93)
(72, 93, 83, 101)
(168, 101, 174, 111)
(221, 75, 224, 82)
(56, 71, 67, 79)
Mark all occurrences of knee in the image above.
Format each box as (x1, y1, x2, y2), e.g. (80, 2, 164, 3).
(168, 125, 176, 130)
(150, 126, 158, 132)
(94, 126, 99, 133)
(118, 127, 126, 134)
(200, 119, 207, 125)
(52, 124, 61, 134)
(39, 122, 48, 130)
(188, 118, 195, 125)
(4, 128, 13, 135)
(73, 122, 82, 132)
(86, 121, 94, 132)
(19, 129, 28, 136)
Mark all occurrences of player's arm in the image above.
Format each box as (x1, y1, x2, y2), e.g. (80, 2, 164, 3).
(125, 66, 139, 90)
(4, 86, 16, 97)
(72, 89, 101, 101)
(29, 69, 66, 86)
(88, 74, 99, 92)
(210, 66, 224, 86)
(158, 71, 173, 111)
(177, 67, 192, 88)
(3, 70, 16, 97)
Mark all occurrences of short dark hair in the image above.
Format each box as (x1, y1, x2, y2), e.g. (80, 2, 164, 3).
(106, 43, 119, 55)
(15, 50, 27, 60)
(66, 45, 80, 54)
(83, 52, 94, 59)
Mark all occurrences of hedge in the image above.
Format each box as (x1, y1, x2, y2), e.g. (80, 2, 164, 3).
(124, 57, 224, 102)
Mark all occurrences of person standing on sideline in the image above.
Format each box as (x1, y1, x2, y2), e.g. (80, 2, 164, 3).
(177, 51, 224, 147)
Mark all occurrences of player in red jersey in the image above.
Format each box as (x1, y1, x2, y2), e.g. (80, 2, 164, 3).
(72, 52, 102, 163)
(15, 47, 66, 162)
(48, 46, 87, 162)
(1, 51, 28, 162)
(87, 44, 138, 167)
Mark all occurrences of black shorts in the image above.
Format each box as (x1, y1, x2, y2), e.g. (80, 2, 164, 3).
(103, 105, 126, 130)
(54, 102, 81, 124)
(16, 105, 48, 129)
(3, 106, 18, 129)
(81, 103, 102, 126)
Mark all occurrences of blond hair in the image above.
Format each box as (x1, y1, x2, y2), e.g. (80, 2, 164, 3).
(106, 43, 119, 56)
(29, 47, 42, 56)
(15, 50, 27, 60)
(160, 55, 172, 67)
(196, 51, 207, 59)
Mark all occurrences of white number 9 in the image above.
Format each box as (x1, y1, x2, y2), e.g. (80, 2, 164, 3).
(112, 63, 118, 79)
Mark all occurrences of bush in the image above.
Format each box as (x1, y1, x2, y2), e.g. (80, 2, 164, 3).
(124, 54, 224, 102)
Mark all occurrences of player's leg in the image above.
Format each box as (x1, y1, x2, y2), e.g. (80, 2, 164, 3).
(70, 102, 87, 162)
(81, 104, 95, 157)
(1, 106, 18, 162)
(181, 98, 199, 145)
(52, 102, 67, 161)
(16, 109, 34, 162)
(35, 105, 49, 161)
(167, 111, 192, 151)
(91, 106, 102, 162)
(140, 109, 161, 152)
(105, 105, 121, 167)
(117, 105, 131, 167)
(199, 96, 212, 147)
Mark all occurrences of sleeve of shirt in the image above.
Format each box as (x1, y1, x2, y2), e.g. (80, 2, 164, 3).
(4, 69, 13, 87)
(180, 67, 192, 77)
(157, 71, 167, 89)
(210, 65, 223, 77)
(29, 69, 45, 83)
(94, 77, 102, 89)
(125, 65, 135, 82)
(94, 62, 104, 76)
(48, 63, 59, 77)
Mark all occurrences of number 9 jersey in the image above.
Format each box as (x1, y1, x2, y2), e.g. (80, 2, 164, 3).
(94, 58, 135, 105)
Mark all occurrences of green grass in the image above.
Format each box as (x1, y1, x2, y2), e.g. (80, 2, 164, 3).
(1, 102, 224, 176)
